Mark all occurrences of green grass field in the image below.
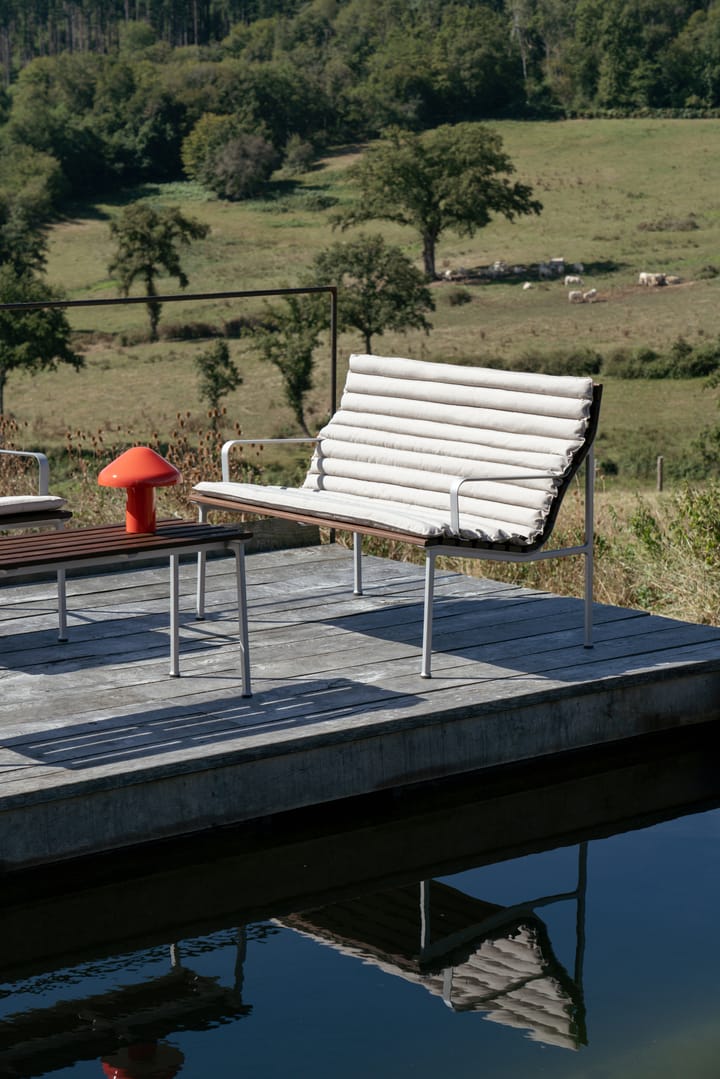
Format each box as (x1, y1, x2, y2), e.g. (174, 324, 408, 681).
(8, 118, 720, 488)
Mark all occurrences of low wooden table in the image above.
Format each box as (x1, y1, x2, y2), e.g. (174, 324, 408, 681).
(0, 520, 253, 695)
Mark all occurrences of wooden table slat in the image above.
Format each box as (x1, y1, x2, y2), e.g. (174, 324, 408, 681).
(0, 520, 252, 572)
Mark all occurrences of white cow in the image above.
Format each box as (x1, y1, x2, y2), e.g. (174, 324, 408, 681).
(564, 274, 584, 286)
(639, 272, 666, 286)
(568, 290, 584, 303)
(522, 281, 533, 290)
(583, 288, 598, 302)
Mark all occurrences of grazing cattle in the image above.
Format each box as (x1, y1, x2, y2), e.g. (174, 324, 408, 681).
(522, 281, 533, 290)
(568, 290, 584, 303)
(583, 288, 598, 302)
(564, 274, 584, 286)
(639, 272, 666, 286)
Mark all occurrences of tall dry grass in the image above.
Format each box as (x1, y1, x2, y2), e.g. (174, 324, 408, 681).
(0, 412, 264, 525)
(3, 416, 720, 628)
(337, 481, 720, 627)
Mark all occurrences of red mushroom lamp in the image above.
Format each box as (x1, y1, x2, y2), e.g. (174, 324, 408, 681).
(98, 447, 181, 534)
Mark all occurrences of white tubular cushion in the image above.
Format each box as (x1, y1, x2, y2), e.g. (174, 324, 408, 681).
(338, 392, 586, 441)
(310, 424, 573, 473)
(306, 441, 558, 493)
(0, 495, 67, 517)
(350, 352, 594, 401)
(325, 411, 583, 460)
(345, 371, 590, 422)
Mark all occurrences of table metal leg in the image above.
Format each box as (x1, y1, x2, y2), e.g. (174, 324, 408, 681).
(196, 503, 208, 620)
(57, 568, 67, 642)
(169, 553, 180, 677)
(231, 541, 252, 697)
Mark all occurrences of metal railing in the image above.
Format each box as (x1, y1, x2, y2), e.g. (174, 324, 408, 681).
(0, 284, 340, 414)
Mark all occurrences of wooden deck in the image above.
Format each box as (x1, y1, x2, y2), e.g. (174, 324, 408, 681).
(2, 539, 720, 871)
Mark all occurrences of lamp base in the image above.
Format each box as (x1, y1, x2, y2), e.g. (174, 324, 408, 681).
(125, 486, 156, 533)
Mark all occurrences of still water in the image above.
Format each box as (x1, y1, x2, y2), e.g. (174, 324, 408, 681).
(2, 737, 720, 1079)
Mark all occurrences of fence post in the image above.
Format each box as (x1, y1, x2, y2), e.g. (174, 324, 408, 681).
(657, 455, 664, 492)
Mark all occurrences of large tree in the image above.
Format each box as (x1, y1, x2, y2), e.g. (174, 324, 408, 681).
(338, 123, 542, 279)
(312, 232, 434, 353)
(108, 202, 210, 340)
(0, 267, 82, 418)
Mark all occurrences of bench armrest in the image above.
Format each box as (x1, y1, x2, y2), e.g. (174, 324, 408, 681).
(449, 472, 561, 533)
(0, 449, 51, 495)
(221, 437, 319, 482)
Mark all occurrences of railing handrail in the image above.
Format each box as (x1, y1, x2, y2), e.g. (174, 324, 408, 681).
(0, 284, 340, 412)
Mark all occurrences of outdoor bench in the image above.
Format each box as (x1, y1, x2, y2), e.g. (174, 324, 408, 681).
(191, 353, 602, 677)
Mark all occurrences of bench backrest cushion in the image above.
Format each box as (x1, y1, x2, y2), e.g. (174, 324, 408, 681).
(303, 354, 597, 547)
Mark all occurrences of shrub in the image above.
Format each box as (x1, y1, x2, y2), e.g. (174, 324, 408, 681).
(160, 321, 221, 341)
(510, 347, 602, 376)
(207, 133, 280, 200)
(446, 288, 472, 306)
(669, 482, 720, 569)
(182, 114, 280, 200)
(281, 134, 315, 174)
(637, 214, 699, 232)
(604, 338, 720, 379)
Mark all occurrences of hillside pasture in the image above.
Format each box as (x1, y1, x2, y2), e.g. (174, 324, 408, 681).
(4, 118, 718, 488)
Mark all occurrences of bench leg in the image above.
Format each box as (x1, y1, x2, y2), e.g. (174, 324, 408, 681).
(421, 551, 436, 679)
(231, 541, 252, 698)
(353, 532, 363, 595)
(169, 553, 180, 677)
(584, 447, 594, 649)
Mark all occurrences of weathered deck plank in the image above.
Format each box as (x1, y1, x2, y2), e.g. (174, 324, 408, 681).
(1, 541, 719, 870)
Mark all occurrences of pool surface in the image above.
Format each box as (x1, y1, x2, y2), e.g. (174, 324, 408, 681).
(1, 731, 719, 1078)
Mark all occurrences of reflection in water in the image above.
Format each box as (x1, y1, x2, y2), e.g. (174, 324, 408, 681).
(0, 937, 250, 1077)
(102, 1040, 185, 1079)
(279, 855, 587, 1051)
(0, 728, 719, 1077)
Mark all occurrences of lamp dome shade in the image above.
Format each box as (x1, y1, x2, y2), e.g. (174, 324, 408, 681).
(98, 447, 181, 489)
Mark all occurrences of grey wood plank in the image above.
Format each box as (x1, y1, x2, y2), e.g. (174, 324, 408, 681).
(1, 544, 719, 799)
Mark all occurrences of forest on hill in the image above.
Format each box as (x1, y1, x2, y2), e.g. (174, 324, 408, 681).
(1, 0, 720, 221)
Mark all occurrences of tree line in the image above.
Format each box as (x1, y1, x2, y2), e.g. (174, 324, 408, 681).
(2, 0, 718, 222)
